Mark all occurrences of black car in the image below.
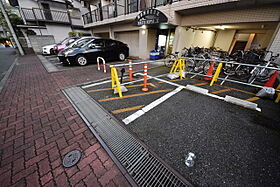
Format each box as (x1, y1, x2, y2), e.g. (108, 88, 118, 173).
(58, 38, 129, 66)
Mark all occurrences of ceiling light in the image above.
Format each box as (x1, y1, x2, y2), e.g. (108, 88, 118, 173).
(215, 25, 225, 30)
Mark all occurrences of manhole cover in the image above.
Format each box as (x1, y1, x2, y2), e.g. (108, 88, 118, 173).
(62, 150, 81, 168)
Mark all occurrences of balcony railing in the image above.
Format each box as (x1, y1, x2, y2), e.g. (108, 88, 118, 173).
(82, 0, 181, 25)
(21, 8, 70, 24)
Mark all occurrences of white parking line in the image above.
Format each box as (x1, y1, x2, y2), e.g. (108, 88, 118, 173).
(132, 73, 261, 114)
(122, 86, 184, 125)
(82, 79, 113, 89)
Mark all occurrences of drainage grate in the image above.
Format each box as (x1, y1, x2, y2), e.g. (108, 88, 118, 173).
(63, 87, 191, 186)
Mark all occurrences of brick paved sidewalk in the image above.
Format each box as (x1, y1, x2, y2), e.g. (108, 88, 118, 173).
(0, 55, 131, 186)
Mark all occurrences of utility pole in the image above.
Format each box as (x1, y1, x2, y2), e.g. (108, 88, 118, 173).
(0, 0, 24, 55)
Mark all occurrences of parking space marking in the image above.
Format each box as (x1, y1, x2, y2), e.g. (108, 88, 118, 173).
(192, 82, 208, 86)
(87, 83, 157, 93)
(112, 105, 144, 114)
(98, 90, 171, 102)
(211, 88, 232, 94)
(123, 86, 184, 125)
(82, 79, 113, 89)
(158, 78, 187, 84)
(245, 97, 260, 102)
(157, 76, 255, 96)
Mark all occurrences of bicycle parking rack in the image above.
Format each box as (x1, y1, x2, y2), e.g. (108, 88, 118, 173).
(97, 57, 107, 73)
(109, 56, 278, 111)
(183, 57, 280, 95)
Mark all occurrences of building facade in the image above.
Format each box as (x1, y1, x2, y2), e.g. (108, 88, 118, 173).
(80, 0, 280, 59)
(18, 0, 91, 43)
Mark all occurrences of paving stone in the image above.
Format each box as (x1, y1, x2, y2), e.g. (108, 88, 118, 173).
(0, 55, 129, 186)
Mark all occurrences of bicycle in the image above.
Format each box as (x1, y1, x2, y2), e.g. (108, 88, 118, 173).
(164, 47, 188, 67)
(247, 52, 279, 84)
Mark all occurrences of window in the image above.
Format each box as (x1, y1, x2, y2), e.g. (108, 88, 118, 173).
(68, 39, 76, 44)
(73, 38, 92, 48)
(88, 40, 104, 48)
(106, 40, 117, 47)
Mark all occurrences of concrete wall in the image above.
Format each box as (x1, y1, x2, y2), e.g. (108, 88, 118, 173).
(173, 27, 193, 53)
(31, 28, 49, 36)
(45, 24, 72, 43)
(213, 30, 236, 51)
(73, 28, 91, 34)
(192, 30, 216, 48)
(261, 30, 275, 49)
(28, 35, 55, 53)
(73, 0, 89, 15)
(180, 7, 280, 26)
(268, 23, 280, 55)
(173, 27, 216, 53)
(18, 0, 39, 8)
(115, 31, 139, 57)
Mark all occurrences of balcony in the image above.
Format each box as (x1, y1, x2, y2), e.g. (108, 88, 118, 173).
(21, 8, 70, 24)
(82, 0, 181, 25)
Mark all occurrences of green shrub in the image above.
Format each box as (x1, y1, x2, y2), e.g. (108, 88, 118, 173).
(68, 31, 77, 37)
(0, 37, 10, 43)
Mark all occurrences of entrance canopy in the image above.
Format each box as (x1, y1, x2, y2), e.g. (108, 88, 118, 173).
(133, 9, 168, 26)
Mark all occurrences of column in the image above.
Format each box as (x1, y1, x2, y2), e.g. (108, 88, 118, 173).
(267, 23, 280, 56)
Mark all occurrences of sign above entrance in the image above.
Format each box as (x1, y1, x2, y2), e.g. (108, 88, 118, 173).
(133, 9, 168, 26)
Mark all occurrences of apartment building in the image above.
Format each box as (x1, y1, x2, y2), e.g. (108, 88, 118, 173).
(80, 0, 280, 59)
(18, 0, 91, 42)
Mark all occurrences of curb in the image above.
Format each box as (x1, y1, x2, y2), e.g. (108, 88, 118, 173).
(224, 95, 261, 111)
(37, 55, 62, 73)
(0, 57, 18, 93)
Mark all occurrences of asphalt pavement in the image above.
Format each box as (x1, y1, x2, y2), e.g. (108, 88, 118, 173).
(127, 90, 280, 186)
(82, 65, 280, 186)
(0, 48, 16, 81)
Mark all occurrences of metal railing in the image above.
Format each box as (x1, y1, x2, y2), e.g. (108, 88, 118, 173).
(82, 0, 183, 24)
(21, 8, 70, 23)
(182, 57, 280, 91)
(102, 3, 116, 20)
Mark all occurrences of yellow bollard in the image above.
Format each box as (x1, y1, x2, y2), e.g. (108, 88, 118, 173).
(210, 62, 223, 86)
(179, 59, 185, 80)
(111, 66, 115, 89)
(110, 67, 123, 97)
(170, 59, 179, 73)
(275, 84, 280, 103)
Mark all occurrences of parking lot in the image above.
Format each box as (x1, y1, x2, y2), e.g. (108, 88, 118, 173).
(42, 55, 163, 73)
(44, 55, 95, 71)
(81, 64, 280, 186)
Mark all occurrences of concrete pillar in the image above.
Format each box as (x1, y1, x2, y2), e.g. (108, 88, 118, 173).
(172, 26, 195, 54)
(265, 23, 280, 60)
(139, 28, 149, 59)
(109, 25, 115, 39)
(267, 23, 280, 56)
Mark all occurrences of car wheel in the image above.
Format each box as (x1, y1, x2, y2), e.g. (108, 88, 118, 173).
(76, 55, 88, 66)
(50, 49, 54, 55)
(118, 52, 126, 61)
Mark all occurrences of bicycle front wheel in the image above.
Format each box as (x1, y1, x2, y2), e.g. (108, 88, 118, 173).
(164, 54, 176, 68)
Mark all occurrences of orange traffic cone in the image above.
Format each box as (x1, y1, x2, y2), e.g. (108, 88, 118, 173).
(264, 71, 279, 87)
(204, 62, 215, 80)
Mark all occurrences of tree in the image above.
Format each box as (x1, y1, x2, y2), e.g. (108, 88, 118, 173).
(0, 6, 23, 37)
